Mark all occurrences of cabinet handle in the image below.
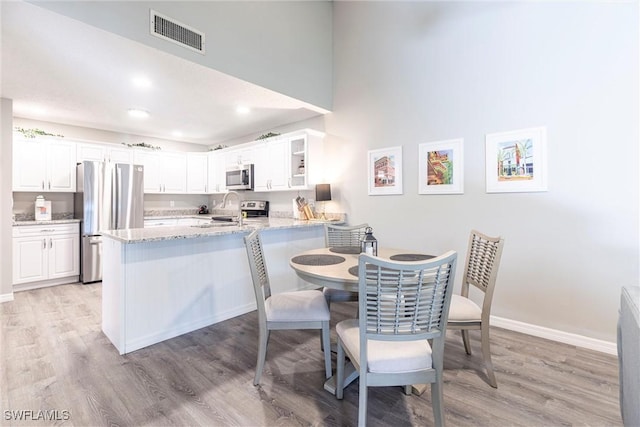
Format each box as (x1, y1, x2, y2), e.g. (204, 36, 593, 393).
(40, 229, 55, 233)
(159, 184, 162, 192)
(42, 238, 46, 249)
(42, 181, 45, 190)
(48, 181, 51, 190)
(49, 238, 52, 249)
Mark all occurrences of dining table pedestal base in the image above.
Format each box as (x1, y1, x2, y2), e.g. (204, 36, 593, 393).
(324, 362, 359, 395)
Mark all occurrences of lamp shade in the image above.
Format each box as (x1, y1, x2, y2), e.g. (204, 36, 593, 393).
(315, 184, 332, 202)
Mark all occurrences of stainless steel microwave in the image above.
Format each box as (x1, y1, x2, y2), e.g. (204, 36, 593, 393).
(226, 164, 254, 190)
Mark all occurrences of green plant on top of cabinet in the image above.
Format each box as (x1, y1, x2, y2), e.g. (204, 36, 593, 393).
(134, 150, 187, 194)
(12, 135, 77, 192)
(12, 223, 80, 290)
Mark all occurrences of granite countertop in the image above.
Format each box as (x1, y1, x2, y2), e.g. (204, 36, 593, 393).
(13, 219, 82, 226)
(102, 217, 341, 244)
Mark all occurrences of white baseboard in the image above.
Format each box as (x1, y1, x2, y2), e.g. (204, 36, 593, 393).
(0, 292, 14, 303)
(491, 315, 617, 356)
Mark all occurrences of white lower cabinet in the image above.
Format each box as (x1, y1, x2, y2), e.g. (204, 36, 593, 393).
(12, 223, 80, 290)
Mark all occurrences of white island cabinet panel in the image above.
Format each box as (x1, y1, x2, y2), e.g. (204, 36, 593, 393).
(101, 224, 324, 354)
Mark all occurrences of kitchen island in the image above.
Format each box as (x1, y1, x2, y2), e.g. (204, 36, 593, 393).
(101, 218, 331, 354)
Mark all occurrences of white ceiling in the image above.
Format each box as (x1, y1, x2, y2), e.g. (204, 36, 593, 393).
(1, 2, 327, 146)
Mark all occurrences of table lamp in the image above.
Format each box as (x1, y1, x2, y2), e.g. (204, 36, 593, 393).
(315, 183, 332, 220)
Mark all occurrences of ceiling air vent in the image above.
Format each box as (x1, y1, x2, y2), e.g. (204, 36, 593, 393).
(150, 10, 205, 55)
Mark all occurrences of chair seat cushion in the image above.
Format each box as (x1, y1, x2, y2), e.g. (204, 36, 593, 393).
(336, 319, 433, 373)
(448, 294, 482, 322)
(266, 290, 330, 322)
(323, 287, 358, 302)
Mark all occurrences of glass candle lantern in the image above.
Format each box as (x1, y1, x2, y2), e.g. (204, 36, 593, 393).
(360, 226, 378, 256)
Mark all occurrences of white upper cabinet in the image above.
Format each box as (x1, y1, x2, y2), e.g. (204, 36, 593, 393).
(109, 146, 134, 164)
(76, 143, 105, 162)
(134, 150, 187, 194)
(77, 142, 133, 164)
(13, 136, 76, 192)
(186, 152, 208, 193)
(286, 130, 325, 190)
(225, 147, 255, 168)
(253, 137, 289, 192)
(11, 128, 323, 195)
(216, 129, 325, 193)
(207, 151, 227, 194)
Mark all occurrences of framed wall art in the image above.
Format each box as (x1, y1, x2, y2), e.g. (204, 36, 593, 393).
(418, 138, 464, 194)
(367, 146, 403, 195)
(485, 126, 548, 193)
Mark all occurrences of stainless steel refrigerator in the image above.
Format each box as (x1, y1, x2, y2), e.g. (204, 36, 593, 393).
(75, 161, 144, 283)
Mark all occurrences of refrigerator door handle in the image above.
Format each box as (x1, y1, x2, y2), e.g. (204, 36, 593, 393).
(110, 165, 118, 230)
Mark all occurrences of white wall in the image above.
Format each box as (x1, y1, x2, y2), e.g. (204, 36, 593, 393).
(0, 99, 14, 301)
(328, 1, 638, 343)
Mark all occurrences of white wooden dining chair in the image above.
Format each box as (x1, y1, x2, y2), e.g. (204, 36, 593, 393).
(447, 229, 505, 388)
(243, 230, 332, 385)
(335, 251, 458, 427)
(322, 223, 369, 308)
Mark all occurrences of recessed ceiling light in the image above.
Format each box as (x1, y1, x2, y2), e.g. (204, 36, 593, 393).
(128, 108, 149, 119)
(132, 76, 152, 89)
(236, 106, 250, 114)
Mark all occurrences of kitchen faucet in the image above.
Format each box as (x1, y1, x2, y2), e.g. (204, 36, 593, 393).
(221, 191, 243, 226)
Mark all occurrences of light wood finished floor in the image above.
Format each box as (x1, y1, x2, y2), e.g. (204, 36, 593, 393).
(1, 283, 621, 426)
